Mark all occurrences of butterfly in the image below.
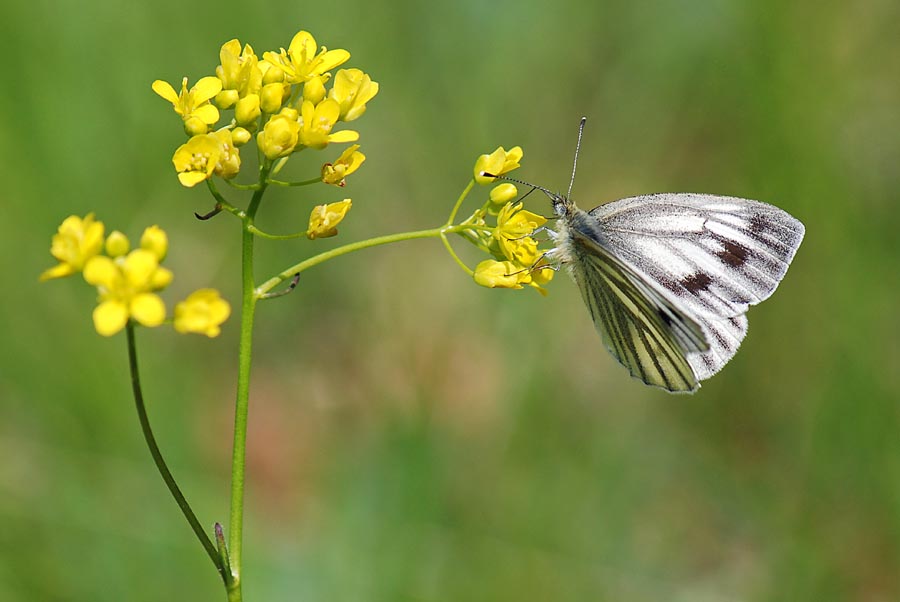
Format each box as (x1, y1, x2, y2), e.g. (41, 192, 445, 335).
(506, 118, 805, 393)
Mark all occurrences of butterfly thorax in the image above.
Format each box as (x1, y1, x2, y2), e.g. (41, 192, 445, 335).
(549, 197, 610, 269)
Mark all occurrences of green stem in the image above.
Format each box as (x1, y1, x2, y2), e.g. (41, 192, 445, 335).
(440, 233, 474, 275)
(267, 177, 321, 187)
(125, 323, 224, 579)
(224, 179, 262, 191)
(246, 225, 307, 240)
(256, 224, 476, 296)
(445, 179, 476, 226)
(227, 167, 270, 600)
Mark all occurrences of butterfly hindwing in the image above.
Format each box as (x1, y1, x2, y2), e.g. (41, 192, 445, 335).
(565, 227, 706, 393)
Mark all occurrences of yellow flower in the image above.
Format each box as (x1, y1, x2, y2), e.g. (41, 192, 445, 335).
(83, 249, 173, 336)
(140, 225, 168, 261)
(490, 183, 518, 204)
(474, 146, 523, 184)
(473, 260, 529, 289)
(328, 68, 379, 122)
(174, 289, 231, 337)
(528, 263, 555, 296)
(493, 202, 547, 263)
(473, 259, 554, 294)
(257, 111, 300, 159)
(172, 133, 221, 187)
(263, 30, 350, 85)
(171, 130, 240, 185)
(307, 199, 352, 239)
(297, 99, 359, 149)
(40, 214, 105, 280)
(215, 40, 262, 108)
(321, 144, 365, 186)
(152, 76, 222, 135)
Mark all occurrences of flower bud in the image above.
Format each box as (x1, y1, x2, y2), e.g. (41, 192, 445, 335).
(262, 64, 284, 85)
(140, 225, 168, 261)
(235, 94, 261, 125)
(260, 82, 285, 113)
(184, 116, 209, 136)
(231, 127, 252, 146)
(490, 183, 518, 204)
(303, 76, 326, 104)
(257, 113, 300, 160)
(215, 89, 240, 109)
(105, 231, 131, 257)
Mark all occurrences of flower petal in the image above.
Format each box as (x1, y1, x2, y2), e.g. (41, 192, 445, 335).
(151, 80, 179, 104)
(39, 263, 75, 281)
(130, 294, 166, 327)
(93, 300, 129, 336)
(83, 256, 119, 288)
(192, 76, 224, 103)
(192, 103, 220, 125)
(178, 171, 210, 187)
(327, 130, 359, 143)
(317, 49, 351, 73)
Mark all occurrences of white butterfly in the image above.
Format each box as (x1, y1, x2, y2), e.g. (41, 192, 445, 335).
(529, 119, 805, 393)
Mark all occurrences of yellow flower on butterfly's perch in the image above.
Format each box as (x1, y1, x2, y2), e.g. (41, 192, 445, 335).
(152, 76, 223, 136)
(174, 289, 231, 337)
(490, 183, 518, 204)
(494, 202, 547, 265)
(473, 260, 529, 289)
(307, 199, 352, 239)
(40, 214, 105, 281)
(474, 146, 523, 185)
(473, 258, 554, 294)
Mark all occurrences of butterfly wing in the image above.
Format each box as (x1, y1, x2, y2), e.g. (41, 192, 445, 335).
(564, 224, 709, 392)
(588, 193, 805, 381)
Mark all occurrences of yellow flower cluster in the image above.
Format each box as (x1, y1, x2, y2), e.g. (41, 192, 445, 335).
(41, 215, 230, 337)
(153, 30, 378, 188)
(468, 147, 555, 294)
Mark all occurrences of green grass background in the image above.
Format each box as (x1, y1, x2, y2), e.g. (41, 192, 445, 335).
(2, 0, 899, 600)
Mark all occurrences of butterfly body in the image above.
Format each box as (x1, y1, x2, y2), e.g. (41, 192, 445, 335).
(549, 192, 805, 393)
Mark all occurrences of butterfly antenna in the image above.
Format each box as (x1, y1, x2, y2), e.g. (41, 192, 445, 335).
(566, 117, 587, 200)
(480, 173, 560, 202)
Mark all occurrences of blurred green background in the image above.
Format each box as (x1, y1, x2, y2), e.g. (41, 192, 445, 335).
(3, 0, 899, 600)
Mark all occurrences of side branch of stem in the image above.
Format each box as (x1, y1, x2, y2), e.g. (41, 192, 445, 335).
(125, 323, 224, 580)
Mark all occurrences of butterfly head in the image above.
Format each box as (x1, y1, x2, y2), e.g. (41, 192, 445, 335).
(551, 192, 576, 217)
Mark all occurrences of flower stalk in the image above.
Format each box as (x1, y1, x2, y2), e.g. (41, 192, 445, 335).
(125, 323, 225, 580)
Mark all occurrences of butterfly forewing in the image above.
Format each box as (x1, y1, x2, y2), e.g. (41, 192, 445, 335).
(589, 194, 805, 319)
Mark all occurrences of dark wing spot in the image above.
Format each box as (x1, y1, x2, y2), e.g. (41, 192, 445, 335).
(717, 240, 749, 267)
(682, 272, 713, 294)
(748, 214, 769, 234)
